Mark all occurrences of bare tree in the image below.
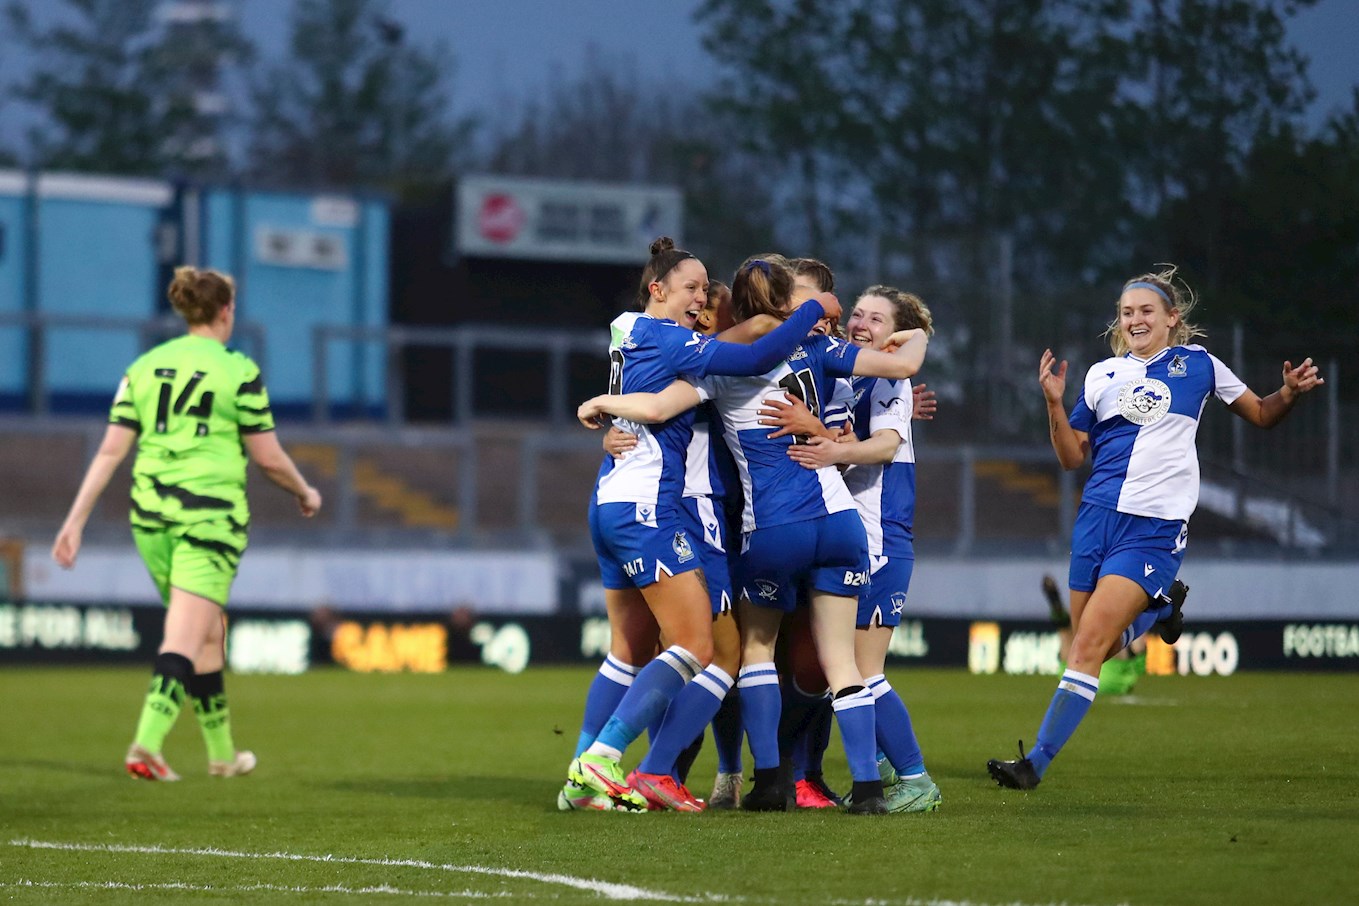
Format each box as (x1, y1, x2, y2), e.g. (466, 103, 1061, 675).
(248, 0, 475, 193)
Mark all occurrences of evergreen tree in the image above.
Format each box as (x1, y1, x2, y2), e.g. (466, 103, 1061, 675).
(4, 0, 251, 177)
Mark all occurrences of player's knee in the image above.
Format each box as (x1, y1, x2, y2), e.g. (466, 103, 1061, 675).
(681, 637, 714, 668)
(711, 645, 740, 676)
(1068, 631, 1115, 669)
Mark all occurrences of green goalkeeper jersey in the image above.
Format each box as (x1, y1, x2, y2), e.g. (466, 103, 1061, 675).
(108, 334, 275, 530)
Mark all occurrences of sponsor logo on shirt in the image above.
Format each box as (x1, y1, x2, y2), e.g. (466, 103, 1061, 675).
(686, 332, 714, 352)
(1116, 377, 1172, 425)
(788, 346, 809, 362)
(620, 334, 638, 350)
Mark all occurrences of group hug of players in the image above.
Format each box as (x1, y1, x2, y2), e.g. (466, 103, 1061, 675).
(559, 238, 1323, 813)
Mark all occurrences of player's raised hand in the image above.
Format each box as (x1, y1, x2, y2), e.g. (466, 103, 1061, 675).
(815, 293, 841, 324)
(884, 328, 927, 353)
(1282, 357, 1324, 396)
(1039, 349, 1067, 405)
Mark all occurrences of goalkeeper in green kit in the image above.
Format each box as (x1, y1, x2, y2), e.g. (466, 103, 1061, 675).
(53, 266, 322, 781)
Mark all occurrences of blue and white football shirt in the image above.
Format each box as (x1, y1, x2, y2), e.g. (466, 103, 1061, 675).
(595, 312, 726, 510)
(1069, 345, 1245, 521)
(820, 377, 856, 433)
(682, 403, 729, 501)
(701, 335, 862, 532)
(842, 375, 916, 560)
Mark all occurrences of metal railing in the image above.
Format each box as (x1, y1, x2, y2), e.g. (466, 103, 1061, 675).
(4, 312, 1353, 543)
(311, 323, 608, 426)
(0, 311, 267, 415)
(6, 415, 1351, 554)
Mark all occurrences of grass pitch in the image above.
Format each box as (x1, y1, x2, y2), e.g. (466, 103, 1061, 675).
(1, 665, 1356, 905)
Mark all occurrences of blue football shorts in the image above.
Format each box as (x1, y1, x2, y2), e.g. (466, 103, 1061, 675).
(590, 501, 703, 590)
(1068, 501, 1187, 599)
(736, 509, 870, 612)
(857, 554, 914, 629)
(681, 494, 733, 615)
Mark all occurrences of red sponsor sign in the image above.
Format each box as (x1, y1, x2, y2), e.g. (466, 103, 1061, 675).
(478, 193, 526, 244)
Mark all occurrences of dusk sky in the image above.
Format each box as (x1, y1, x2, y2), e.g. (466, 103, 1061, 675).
(2, 0, 1357, 154)
(237, 0, 1358, 128)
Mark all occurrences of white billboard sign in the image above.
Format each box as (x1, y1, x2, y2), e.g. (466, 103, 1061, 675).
(456, 174, 682, 264)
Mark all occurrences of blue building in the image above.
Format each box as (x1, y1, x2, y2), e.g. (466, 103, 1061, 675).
(0, 170, 388, 416)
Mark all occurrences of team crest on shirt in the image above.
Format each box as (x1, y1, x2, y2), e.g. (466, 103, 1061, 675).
(672, 531, 695, 563)
(890, 592, 907, 617)
(1167, 354, 1188, 377)
(753, 579, 780, 601)
(1116, 378, 1172, 425)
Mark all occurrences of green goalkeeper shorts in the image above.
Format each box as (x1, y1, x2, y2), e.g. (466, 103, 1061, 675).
(132, 521, 246, 607)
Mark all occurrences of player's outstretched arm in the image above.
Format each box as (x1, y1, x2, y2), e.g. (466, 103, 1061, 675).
(244, 431, 322, 517)
(1228, 357, 1325, 429)
(53, 424, 137, 568)
(578, 380, 702, 427)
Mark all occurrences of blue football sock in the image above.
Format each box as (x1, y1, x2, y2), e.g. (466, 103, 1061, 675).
(831, 687, 878, 782)
(647, 710, 665, 747)
(638, 666, 733, 776)
(737, 662, 782, 770)
(866, 674, 925, 776)
(1029, 668, 1099, 776)
(574, 654, 638, 757)
(778, 678, 825, 753)
(805, 695, 834, 777)
(1118, 602, 1173, 651)
(588, 646, 701, 759)
(790, 727, 809, 782)
(711, 686, 744, 774)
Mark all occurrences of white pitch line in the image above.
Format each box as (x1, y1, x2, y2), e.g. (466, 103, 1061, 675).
(9, 838, 715, 902)
(4, 879, 514, 899)
(8, 838, 1122, 906)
